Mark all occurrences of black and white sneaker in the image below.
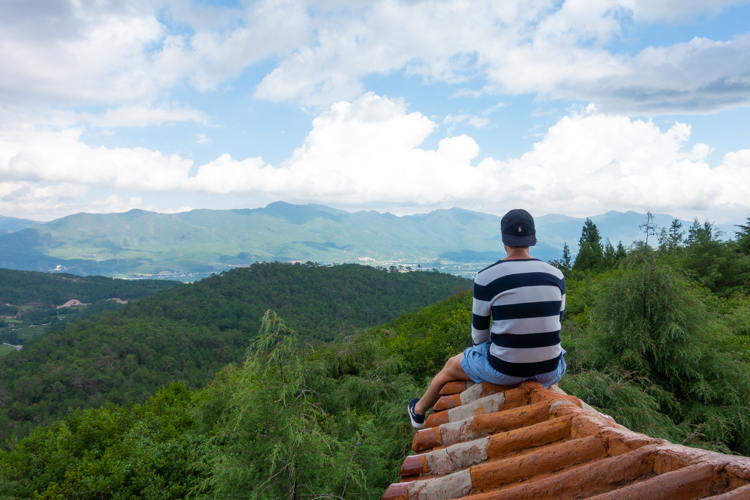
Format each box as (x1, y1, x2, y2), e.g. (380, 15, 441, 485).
(407, 397, 425, 429)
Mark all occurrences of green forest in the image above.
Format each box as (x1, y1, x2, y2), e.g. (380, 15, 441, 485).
(0, 270, 181, 348)
(0, 269, 181, 306)
(0, 263, 470, 441)
(0, 216, 749, 499)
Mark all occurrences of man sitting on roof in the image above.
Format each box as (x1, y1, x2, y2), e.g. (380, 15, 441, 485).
(407, 209, 567, 429)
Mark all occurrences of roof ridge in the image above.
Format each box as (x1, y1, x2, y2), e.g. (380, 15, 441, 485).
(385, 381, 750, 500)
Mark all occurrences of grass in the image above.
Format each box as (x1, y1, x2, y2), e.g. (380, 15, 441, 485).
(0, 345, 17, 357)
(16, 326, 47, 342)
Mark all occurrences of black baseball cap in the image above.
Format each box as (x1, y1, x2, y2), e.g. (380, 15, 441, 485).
(501, 209, 537, 246)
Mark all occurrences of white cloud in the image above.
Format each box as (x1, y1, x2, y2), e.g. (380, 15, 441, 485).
(90, 194, 144, 213)
(475, 106, 737, 217)
(0, 0, 310, 105)
(444, 113, 490, 132)
(481, 103, 506, 116)
(0, 127, 195, 191)
(0, 181, 88, 220)
(2, 0, 749, 113)
(630, 0, 750, 21)
(2, 94, 750, 221)
(249, 0, 750, 111)
(79, 105, 211, 128)
(0, 1, 164, 105)
(196, 133, 211, 144)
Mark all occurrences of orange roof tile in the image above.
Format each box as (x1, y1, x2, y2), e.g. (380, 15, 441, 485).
(385, 381, 750, 500)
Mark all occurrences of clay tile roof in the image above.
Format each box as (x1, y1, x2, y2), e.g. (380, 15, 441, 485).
(384, 381, 750, 500)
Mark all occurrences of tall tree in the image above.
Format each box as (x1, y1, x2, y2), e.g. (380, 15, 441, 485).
(604, 239, 616, 267)
(615, 241, 627, 262)
(736, 216, 750, 255)
(550, 243, 573, 272)
(639, 211, 658, 246)
(684, 219, 749, 295)
(573, 219, 604, 272)
(658, 219, 685, 253)
(579, 218, 603, 251)
(561, 243, 572, 270)
(686, 219, 718, 246)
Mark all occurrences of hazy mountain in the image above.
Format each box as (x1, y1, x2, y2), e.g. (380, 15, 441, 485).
(0, 203, 738, 278)
(536, 210, 737, 250)
(0, 215, 39, 234)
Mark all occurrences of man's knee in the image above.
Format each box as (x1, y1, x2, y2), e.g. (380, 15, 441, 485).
(443, 353, 465, 376)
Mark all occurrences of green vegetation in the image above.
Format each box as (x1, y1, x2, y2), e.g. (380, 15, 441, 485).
(0, 345, 16, 357)
(0, 262, 470, 442)
(3, 203, 725, 278)
(127, 262, 468, 340)
(0, 269, 180, 306)
(0, 312, 422, 500)
(0, 270, 181, 349)
(0, 215, 38, 234)
(0, 214, 749, 498)
(557, 215, 750, 454)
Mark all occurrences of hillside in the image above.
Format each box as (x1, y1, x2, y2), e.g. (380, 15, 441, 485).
(0, 202, 734, 278)
(0, 270, 182, 353)
(0, 269, 180, 306)
(0, 215, 38, 234)
(1, 239, 749, 498)
(0, 262, 471, 440)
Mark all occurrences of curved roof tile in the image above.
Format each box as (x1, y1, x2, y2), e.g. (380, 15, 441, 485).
(385, 381, 750, 500)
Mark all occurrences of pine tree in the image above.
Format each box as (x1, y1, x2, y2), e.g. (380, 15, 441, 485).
(561, 243, 572, 270)
(686, 219, 719, 246)
(639, 211, 658, 246)
(573, 219, 604, 271)
(549, 243, 573, 273)
(684, 219, 749, 295)
(615, 241, 627, 262)
(586, 252, 750, 453)
(735, 216, 750, 255)
(668, 219, 684, 251)
(579, 218, 603, 251)
(658, 219, 684, 253)
(603, 239, 616, 268)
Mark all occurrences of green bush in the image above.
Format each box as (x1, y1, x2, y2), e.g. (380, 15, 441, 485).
(0, 383, 202, 499)
(564, 249, 750, 454)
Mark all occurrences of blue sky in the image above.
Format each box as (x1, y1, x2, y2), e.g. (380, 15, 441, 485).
(1, 0, 750, 223)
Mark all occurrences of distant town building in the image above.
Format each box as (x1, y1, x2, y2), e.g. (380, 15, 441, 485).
(108, 298, 128, 304)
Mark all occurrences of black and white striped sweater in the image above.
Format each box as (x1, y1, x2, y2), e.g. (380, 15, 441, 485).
(471, 258, 566, 378)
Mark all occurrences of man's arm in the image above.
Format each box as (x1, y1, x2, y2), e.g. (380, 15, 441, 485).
(559, 276, 566, 323)
(471, 281, 491, 345)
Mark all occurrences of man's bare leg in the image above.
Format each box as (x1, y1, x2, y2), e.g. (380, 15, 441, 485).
(414, 353, 473, 415)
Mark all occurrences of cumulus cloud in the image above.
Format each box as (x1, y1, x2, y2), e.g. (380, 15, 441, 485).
(0, 127, 195, 190)
(250, 0, 750, 111)
(2, 0, 749, 113)
(2, 94, 750, 220)
(0, 181, 88, 220)
(0, 0, 310, 106)
(0, 0, 164, 105)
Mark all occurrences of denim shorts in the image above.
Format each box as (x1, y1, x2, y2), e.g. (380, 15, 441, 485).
(460, 341, 567, 388)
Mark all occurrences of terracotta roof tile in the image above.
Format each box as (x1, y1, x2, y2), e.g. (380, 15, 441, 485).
(385, 381, 750, 500)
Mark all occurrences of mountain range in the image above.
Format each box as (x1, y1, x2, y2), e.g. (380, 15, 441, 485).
(0, 202, 739, 278)
(0, 215, 39, 235)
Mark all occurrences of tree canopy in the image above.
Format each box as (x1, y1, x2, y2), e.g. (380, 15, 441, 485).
(0, 262, 470, 441)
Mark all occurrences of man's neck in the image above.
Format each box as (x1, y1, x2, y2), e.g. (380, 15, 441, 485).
(503, 246, 531, 260)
